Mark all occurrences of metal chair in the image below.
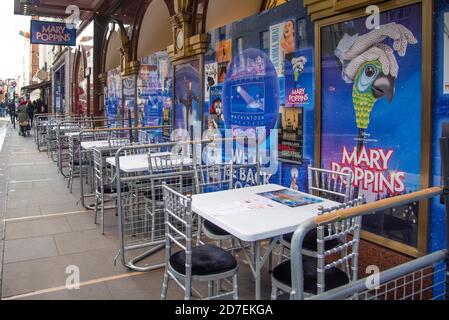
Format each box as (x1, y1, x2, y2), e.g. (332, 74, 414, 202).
(67, 135, 89, 193)
(308, 166, 353, 203)
(93, 130, 111, 142)
(194, 163, 235, 246)
(161, 184, 239, 300)
(92, 147, 129, 234)
(108, 134, 131, 148)
(271, 196, 364, 300)
(279, 166, 353, 259)
(145, 152, 186, 242)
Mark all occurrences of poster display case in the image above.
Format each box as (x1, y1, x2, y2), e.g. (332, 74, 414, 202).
(203, 1, 314, 189)
(315, 0, 432, 257)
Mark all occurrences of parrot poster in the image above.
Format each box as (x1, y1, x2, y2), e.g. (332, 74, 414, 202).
(320, 3, 423, 205)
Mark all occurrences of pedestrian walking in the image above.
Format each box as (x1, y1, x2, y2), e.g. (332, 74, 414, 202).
(17, 100, 30, 137)
(8, 100, 16, 128)
(0, 100, 6, 118)
(26, 99, 35, 128)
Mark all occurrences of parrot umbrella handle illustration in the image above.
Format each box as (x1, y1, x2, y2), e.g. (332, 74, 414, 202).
(292, 56, 307, 86)
(335, 22, 418, 196)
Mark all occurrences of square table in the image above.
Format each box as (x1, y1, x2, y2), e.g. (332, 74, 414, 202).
(65, 132, 82, 137)
(191, 184, 339, 300)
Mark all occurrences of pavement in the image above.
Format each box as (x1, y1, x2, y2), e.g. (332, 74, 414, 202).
(0, 118, 274, 300)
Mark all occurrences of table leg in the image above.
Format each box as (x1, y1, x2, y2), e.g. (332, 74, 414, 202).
(255, 241, 261, 300)
(79, 146, 85, 207)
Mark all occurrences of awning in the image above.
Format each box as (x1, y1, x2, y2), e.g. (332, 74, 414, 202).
(20, 81, 51, 93)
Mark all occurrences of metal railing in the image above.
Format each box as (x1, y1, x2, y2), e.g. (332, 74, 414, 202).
(309, 250, 446, 300)
(290, 187, 448, 300)
(114, 141, 196, 272)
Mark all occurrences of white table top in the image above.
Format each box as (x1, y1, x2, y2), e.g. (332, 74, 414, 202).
(192, 184, 339, 242)
(80, 139, 129, 150)
(106, 152, 193, 173)
(65, 132, 81, 137)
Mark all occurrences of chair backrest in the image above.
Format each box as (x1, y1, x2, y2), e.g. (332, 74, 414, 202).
(93, 130, 111, 142)
(92, 147, 117, 190)
(315, 196, 364, 295)
(148, 153, 185, 174)
(308, 166, 353, 203)
(123, 144, 150, 156)
(68, 135, 79, 161)
(194, 163, 233, 194)
(108, 136, 130, 148)
(92, 148, 105, 191)
(162, 184, 193, 276)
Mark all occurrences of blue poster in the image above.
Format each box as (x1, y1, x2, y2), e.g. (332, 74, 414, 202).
(123, 76, 135, 127)
(222, 48, 280, 141)
(174, 60, 201, 136)
(285, 48, 313, 108)
(282, 162, 309, 193)
(138, 51, 172, 142)
(430, 0, 449, 299)
(106, 68, 122, 128)
(205, 84, 225, 131)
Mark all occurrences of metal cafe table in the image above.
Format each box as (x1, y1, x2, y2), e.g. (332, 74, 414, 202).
(191, 184, 339, 300)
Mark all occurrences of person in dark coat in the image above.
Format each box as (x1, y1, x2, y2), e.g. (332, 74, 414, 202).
(17, 100, 30, 136)
(26, 100, 34, 127)
(8, 101, 16, 125)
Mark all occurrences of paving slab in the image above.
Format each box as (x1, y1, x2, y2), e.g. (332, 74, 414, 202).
(5, 207, 42, 219)
(2, 248, 128, 298)
(65, 213, 101, 232)
(39, 202, 85, 215)
(5, 217, 73, 240)
(3, 235, 59, 264)
(54, 229, 117, 256)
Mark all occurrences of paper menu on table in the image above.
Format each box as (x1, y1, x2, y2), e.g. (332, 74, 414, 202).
(205, 196, 281, 216)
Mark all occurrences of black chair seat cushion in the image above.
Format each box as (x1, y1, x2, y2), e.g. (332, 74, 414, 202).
(170, 245, 237, 276)
(102, 184, 129, 194)
(272, 256, 349, 295)
(73, 160, 89, 166)
(283, 228, 340, 252)
(203, 220, 231, 237)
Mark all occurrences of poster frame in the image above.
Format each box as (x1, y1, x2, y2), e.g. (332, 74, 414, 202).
(314, 0, 432, 257)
